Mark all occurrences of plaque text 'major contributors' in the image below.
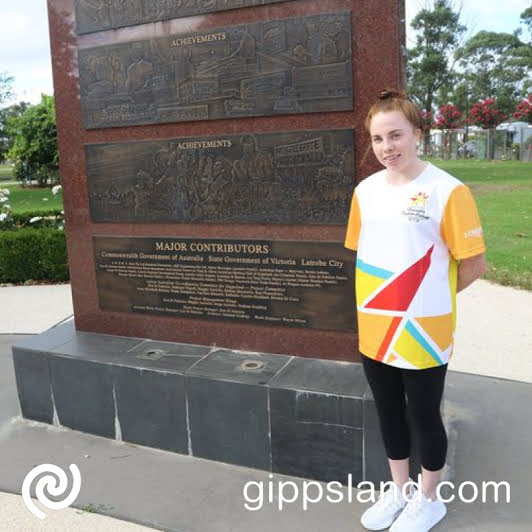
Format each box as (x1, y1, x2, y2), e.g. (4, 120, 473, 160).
(94, 237, 356, 332)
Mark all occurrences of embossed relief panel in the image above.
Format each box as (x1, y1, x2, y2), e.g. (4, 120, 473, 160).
(93, 236, 356, 332)
(86, 129, 354, 223)
(78, 12, 353, 129)
(75, 1, 292, 34)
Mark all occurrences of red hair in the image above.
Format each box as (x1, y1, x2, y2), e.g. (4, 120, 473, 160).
(365, 89, 423, 134)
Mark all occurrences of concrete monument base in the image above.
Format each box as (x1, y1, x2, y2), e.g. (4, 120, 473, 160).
(10, 320, 417, 486)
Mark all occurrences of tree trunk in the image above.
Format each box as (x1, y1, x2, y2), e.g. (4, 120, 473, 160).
(423, 94, 433, 155)
(424, 130, 431, 156)
(449, 131, 453, 160)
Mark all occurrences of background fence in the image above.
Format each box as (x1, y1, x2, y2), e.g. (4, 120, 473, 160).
(422, 126, 532, 161)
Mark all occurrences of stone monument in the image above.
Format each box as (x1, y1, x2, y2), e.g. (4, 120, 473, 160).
(13, 0, 406, 485)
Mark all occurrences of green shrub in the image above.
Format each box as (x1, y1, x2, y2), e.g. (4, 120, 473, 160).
(40, 230, 69, 281)
(0, 209, 63, 230)
(12, 209, 63, 228)
(0, 228, 69, 283)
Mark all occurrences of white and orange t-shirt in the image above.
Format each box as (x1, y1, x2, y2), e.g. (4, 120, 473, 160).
(344, 163, 486, 369)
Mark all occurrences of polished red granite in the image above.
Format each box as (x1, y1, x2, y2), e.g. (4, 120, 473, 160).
(47, 0, 405, 361)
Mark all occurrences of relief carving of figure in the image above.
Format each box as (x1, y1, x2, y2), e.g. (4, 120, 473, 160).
(85, 55, 114, 97)
(110, 54, 126, 91)
(78, 0, 112, 27)
(125, 48, 154, 93)
(333, 21, 351, 62)
(133, 169, 154, 216)
(227, 27, 256, 62)
(232, 135, 275, 184)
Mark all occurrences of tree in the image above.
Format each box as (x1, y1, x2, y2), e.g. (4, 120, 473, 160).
(468, 98, 506, 159)
(513, 95, 532, 124)
(456, 31, 531, 117)
(0, 72, 14, 106)
(434, 103, 462, 159)
(7, 94, 59, 186)
(407, 0, 466, 151)
(521, 7, 532, 38)
(0, 102, 30, 162)
(420, 109, 434, 133)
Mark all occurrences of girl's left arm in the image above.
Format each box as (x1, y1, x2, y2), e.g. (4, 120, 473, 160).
(457, 253, 487, 293)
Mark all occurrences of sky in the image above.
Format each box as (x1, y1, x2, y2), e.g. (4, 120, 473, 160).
(0, 0, 530, 106)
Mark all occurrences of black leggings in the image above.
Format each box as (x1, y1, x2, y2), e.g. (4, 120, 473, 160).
(362, 355, 448, 471)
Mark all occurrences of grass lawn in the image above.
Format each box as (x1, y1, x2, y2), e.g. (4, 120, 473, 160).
(0, 164, 14, 181)
(2, 183, 63, 213)
(426, 159, 531, 291)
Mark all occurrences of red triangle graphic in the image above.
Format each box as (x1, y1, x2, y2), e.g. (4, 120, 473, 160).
(376, 316, 402, 362)
(365, 245, 434, 311)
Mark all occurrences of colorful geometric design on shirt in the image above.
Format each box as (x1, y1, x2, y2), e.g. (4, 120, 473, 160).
(365, 245, 434, 311)
(385, 352, 398, 365)
(375, 316, 402, 362)
(448, 256, 458, 330)
(384, 351, 418, 369)
(415, 314, 453, 352)
(356, 258, 394, 279)
(410, 192, 429, 206)
(357, 312, 397, 356)
(356, 258, 394, 303)
(392, 319, 444, 368)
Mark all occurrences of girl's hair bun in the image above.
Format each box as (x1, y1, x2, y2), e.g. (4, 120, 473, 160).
(379, 89, 407, 100)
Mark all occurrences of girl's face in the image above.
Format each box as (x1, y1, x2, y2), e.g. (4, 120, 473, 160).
(369, 110, 421, 173)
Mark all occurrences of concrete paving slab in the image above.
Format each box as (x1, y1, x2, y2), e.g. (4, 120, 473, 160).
(451, 280, 532, 383)
(0, 492, 156, 531)
(0, 284, 73, 334)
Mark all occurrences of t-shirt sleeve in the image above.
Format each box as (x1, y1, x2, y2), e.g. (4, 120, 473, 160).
(344, 191, 361, 251)
(441, 184, 486, 260)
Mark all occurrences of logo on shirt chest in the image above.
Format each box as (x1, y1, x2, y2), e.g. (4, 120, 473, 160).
(402, 192, 430, 222)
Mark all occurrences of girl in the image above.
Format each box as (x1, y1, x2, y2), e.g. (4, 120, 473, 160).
(345, 89, 486, 531)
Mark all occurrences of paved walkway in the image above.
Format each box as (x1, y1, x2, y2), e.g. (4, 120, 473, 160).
(0, 492, 154, 531)
(0, 280, 530, 531)
(451, 280, 532, 382)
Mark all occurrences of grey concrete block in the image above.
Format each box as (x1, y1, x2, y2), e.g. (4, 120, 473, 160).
(113, 366, 188, 453)
(12, 320, 76, 352)
(270, 356, 367, 397)
(124, 340, 210, 373)
(12, 348, 53, 423)
(187, 376, 271, 470)
(49, 356, 115, 438)
(187, 348, 292, 385)
(49, 331, 142, 364)
(270, 387, 363, 484)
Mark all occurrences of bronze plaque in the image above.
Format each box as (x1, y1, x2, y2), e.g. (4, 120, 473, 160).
(79, 12, 353, 129)
(75, 1, 290, 35)
(86, 129, 354, 223)
(94, 236, 356, 332)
